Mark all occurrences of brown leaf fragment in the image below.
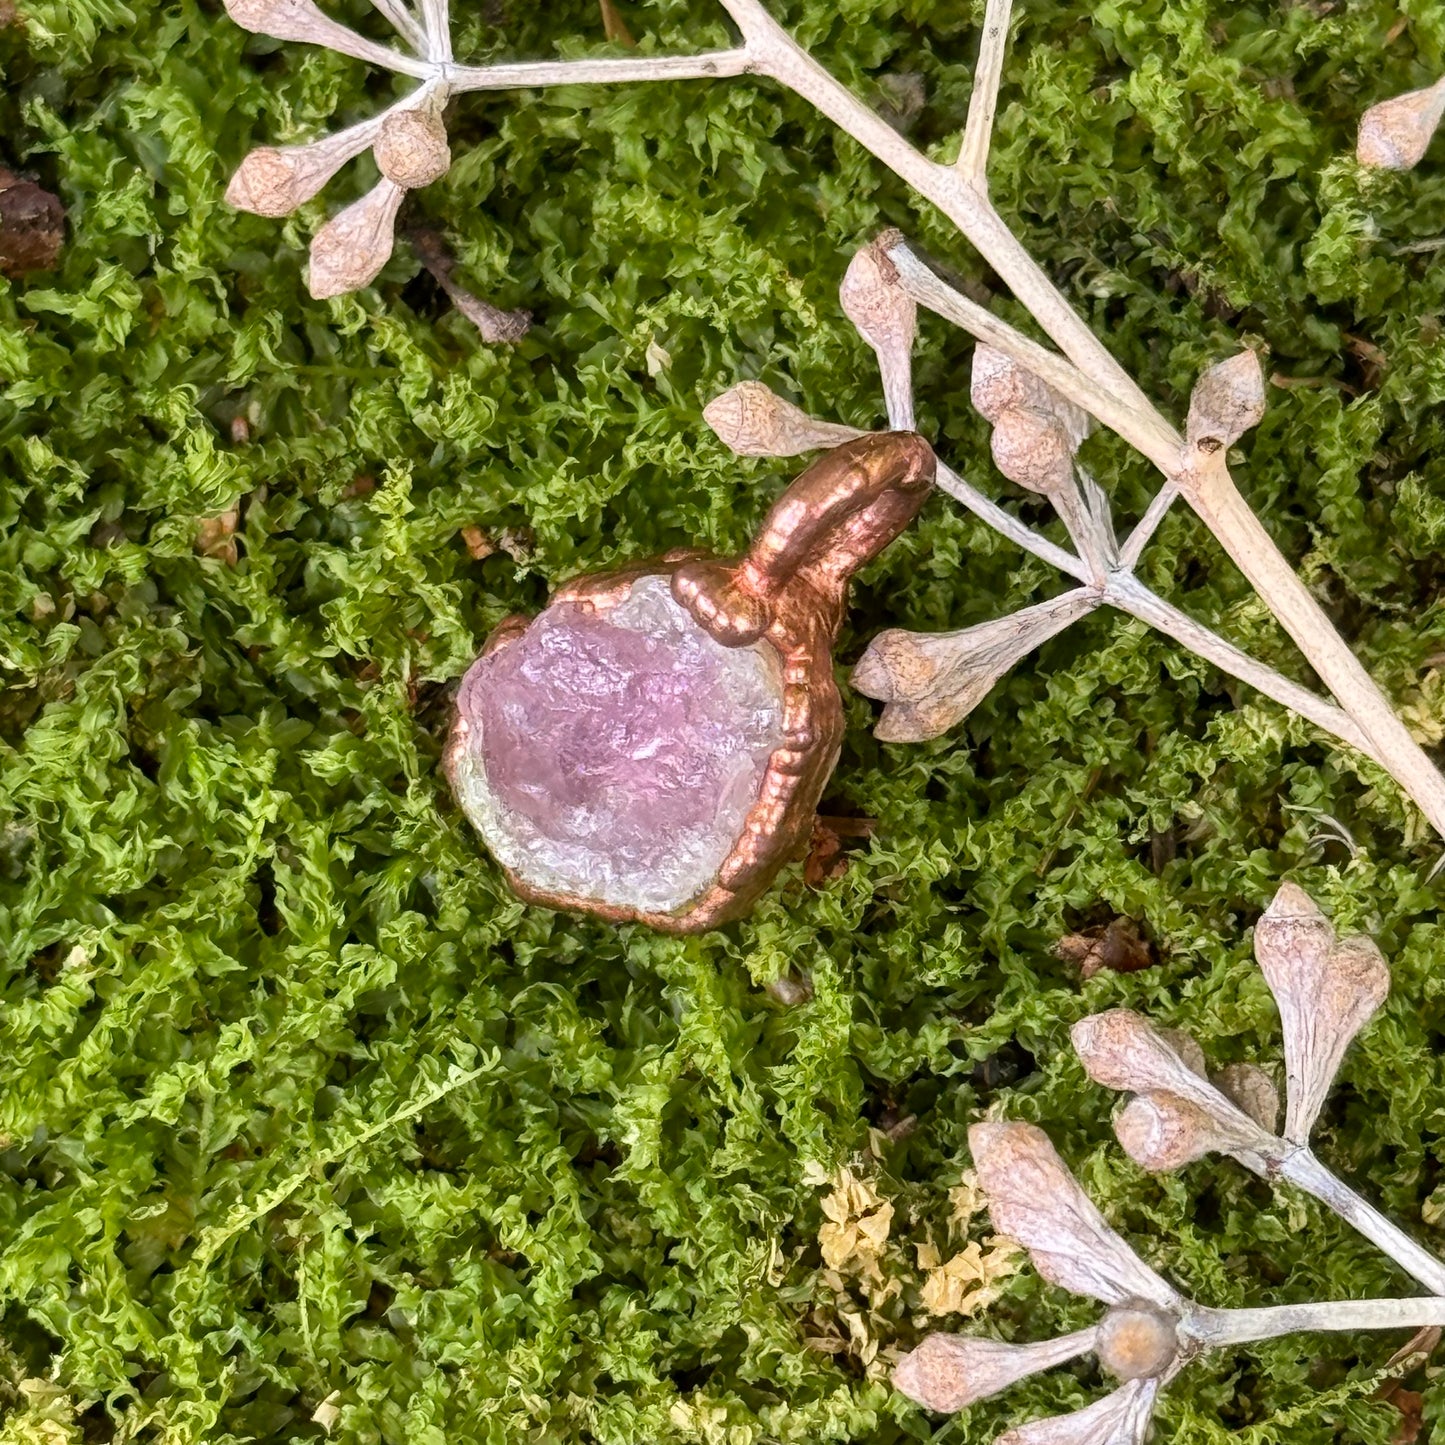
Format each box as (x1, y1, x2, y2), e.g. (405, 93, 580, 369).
(0, 167, 64, 276)
(195, 508, 240, 566)
(598, 0, 636, 45)
(1056, 917, 1156, 980)
(804, 814, 877, 887)
(460, 525, 496, 560)
(0, 0, 22, 26)
(1374, 1380, 1425, 1445)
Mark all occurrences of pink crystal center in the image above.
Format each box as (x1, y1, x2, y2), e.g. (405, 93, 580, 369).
(451, 576, 785, 913)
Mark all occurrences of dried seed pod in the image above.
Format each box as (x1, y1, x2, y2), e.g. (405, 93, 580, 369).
(1185, 351, 1266, 454)
(893, 1329, 1098, 1413)
(969, 1121, 1180, 1310)
(307, 180, 405, 299)
(841, 230, 917, 427)
(1253, 884, 1389, 1144)
(1071, 1011, 1276, 1165)
(1094, 1306, 1179, 1382)
(1358, 78, 1445, 171)
(839, 228, 916, 356)
(971, 344, 1091, 448)
(1211, 1063, 1280, 1134)
(702, 381, 867, 457)
(374, 108, 451, 189)
(996, 1378, 1160, 1445)
(852, 590, 1099, 741)
(1113, 1090, 1271, 1173)
(990, 405, 1075, 494)
(226, 121, 380, 217)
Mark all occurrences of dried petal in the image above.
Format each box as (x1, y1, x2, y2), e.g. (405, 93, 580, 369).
(1185, 351, 1266, 453)
(894, 1330, 1098, 1414)
(1358, 79, 1445, 171)
(1211, 1063, 1280, 1134)
(852, 591, 1099, 741)
(971, 344, 1091, 448)
(0, 167, 64, 275)
(1254, 884, 1390, 1143)
(307, 180, 405, 299)
(374, 108, 451, 189)
(703, 381, 867, 457)
(968, 1121, 1180, 1310)
(990, 406, 1075, 494)
(997, 1378, 1160, 1445)
(226, 121, 380, 218)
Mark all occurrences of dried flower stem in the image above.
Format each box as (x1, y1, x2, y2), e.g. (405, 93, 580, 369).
(957, 0, 1013, 186)
(370, 0, 426, 55)
(1185, 1295, 1445, 1349)
(447, 49, 754, 93)
(1278, 1149, 1445, 1298)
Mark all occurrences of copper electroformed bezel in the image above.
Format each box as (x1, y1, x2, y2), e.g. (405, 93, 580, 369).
(445, 432, 935, 933)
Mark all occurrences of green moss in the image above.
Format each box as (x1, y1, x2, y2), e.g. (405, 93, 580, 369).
(4, 1, 1445, 1441)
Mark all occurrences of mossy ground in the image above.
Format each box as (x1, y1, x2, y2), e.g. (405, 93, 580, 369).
(5, 1, 1445, 1442)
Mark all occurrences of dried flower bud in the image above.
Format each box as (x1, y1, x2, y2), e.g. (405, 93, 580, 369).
(1211, 1063, 1280, 1134)
(1358, 79, 1445, 171)
(703, 381, 867, 458)
(226, 121, 379, 218)
(996, 1378, 1160, 1445)
(1185, 351, 1266, 454)
(307, 179, 405, 299)
(1253, 882, 1333, 977)
(990, 406, 1075, 494)
(852, 590, 1099, 741)
(1254, 884, 1389, 1143)
(969, 1121, 1179, 1310)
(1095, 1306, 1179, 1382)
(971, 344, 1091, 448)
(893, 1330, 1098, 1413)
(374, 108, 451, 190)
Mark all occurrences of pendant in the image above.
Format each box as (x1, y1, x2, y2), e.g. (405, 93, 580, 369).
(445, 432, 935, 932)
